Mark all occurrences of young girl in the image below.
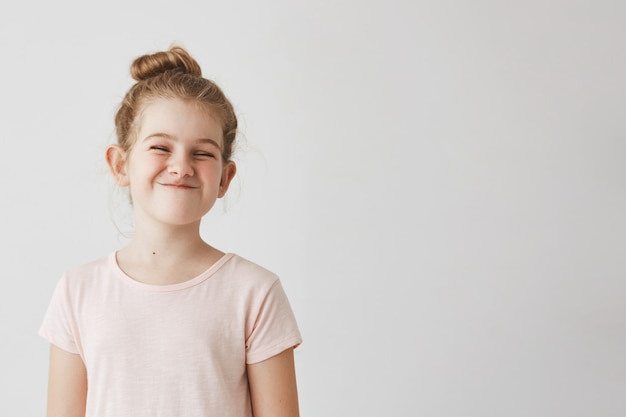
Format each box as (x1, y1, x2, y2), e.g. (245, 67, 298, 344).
(39, 45, 302, 417)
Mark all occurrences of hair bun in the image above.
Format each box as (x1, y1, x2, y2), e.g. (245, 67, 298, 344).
(130, 46, 202, 81)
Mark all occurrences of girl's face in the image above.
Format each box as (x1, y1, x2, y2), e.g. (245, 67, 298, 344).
(114, 98, 236, 228)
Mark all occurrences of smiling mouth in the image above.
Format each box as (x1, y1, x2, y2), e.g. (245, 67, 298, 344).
(159, 183, 199, 189)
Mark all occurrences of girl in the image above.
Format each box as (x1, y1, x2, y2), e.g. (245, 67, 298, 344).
(39, 45, 302, 417)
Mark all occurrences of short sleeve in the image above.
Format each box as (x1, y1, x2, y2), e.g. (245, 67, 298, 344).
(245, 279, 302, 364)
(38, 275, 81, 354)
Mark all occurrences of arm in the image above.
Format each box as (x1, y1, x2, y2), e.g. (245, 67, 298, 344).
(46, 344, 87, 417)
(247, 348, 300, 417)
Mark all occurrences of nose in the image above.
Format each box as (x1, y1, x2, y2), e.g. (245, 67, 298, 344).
(168, 153, 194, 178)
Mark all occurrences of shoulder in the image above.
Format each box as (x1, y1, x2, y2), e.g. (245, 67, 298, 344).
(214, 254, 284, 297)
(220, 254, 280, 285)
(60, 253, 115, 289)
(44, 253, 117, 314)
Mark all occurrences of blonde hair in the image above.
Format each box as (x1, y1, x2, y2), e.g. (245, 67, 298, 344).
(114, 46, 237, 162)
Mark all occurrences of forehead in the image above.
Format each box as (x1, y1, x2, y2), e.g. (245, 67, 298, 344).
(137, 98, 224, 145)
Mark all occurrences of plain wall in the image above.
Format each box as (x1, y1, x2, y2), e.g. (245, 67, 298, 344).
(1, 0, 624, 416)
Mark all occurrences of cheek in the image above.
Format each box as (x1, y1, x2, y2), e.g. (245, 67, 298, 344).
(129, 155, 164, 177)
(198, 162, 223, 177)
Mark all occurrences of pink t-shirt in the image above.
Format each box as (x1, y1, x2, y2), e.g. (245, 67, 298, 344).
(39, 252, 302, 417)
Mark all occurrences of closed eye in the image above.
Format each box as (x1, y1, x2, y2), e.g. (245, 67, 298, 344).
(194, 152, 216, 159)
(150, 146, 170, 153)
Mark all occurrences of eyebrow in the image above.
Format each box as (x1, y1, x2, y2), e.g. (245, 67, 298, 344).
(143, 133, 223, 150)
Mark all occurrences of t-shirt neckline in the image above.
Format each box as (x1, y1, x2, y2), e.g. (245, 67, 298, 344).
(110, 251, 234, 292)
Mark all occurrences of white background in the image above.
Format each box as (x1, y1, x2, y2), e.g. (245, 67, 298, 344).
(1, 1, 625, 416)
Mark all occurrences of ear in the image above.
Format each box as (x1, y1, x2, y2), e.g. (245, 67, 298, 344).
(106, 145, 130, 187)
(218, 161, 237, 198)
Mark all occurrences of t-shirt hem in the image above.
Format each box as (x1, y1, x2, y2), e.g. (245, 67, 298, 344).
(38, 328, 80, 354)
(246, 334, 302, 365)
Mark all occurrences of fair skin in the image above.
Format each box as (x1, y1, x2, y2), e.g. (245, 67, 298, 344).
(46, 98, 300, 417)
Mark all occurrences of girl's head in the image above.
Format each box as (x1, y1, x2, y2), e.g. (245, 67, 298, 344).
(114, 46, 237, 163)
(106, 46, 238, 226)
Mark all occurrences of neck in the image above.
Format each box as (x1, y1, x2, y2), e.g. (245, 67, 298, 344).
(125, 217, 210, 264)
(116, 217, 225, 285)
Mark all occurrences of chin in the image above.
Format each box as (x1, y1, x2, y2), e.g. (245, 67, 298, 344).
(153, 212, 204, 227)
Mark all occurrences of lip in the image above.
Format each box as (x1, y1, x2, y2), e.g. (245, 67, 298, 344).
(158, 182, 199, 189)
